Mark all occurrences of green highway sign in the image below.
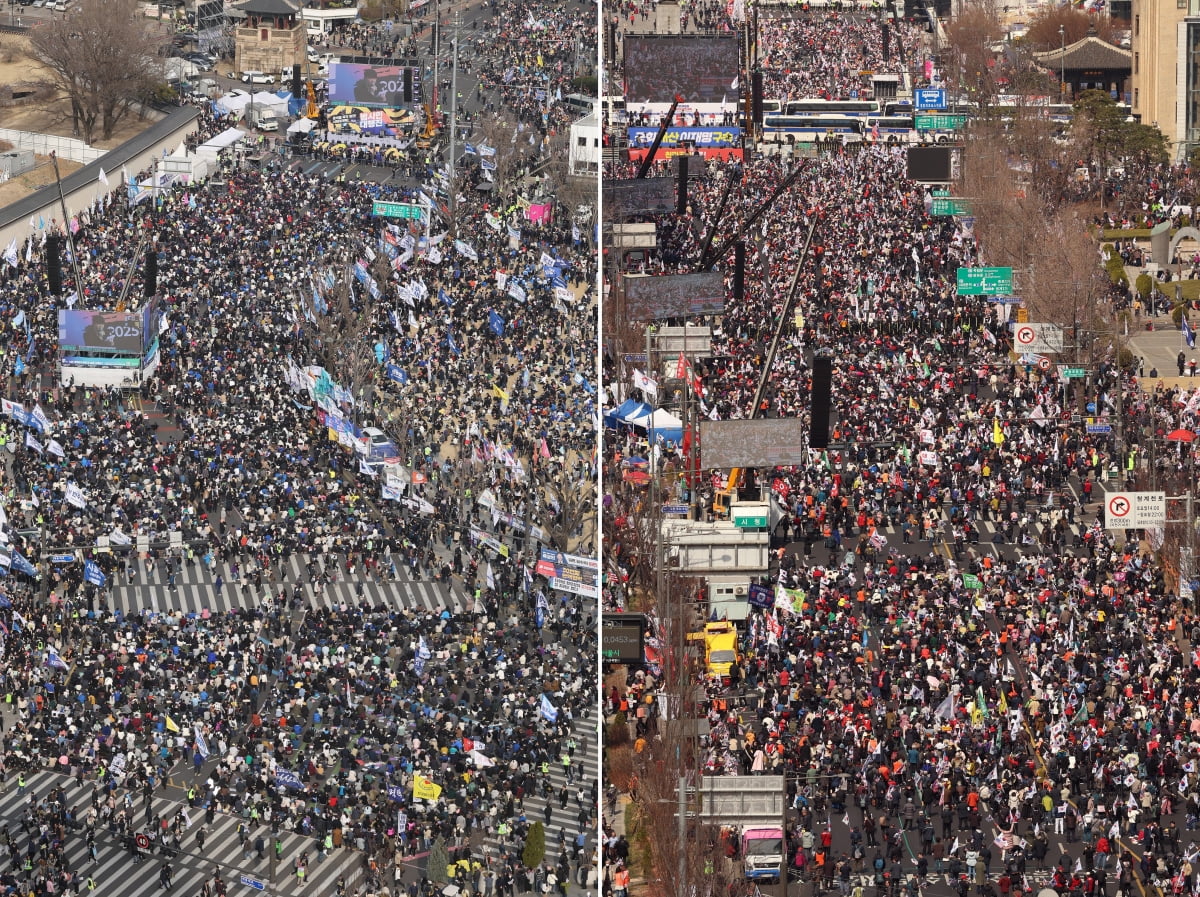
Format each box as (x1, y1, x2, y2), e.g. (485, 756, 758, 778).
(957, 266, 1014, 296)
(1061, 366, 1087, 378)
(372, 200, 423, 220)
(931, 188, 951, 197)
(931, 198, 972, 216)
(733, 515, 768, 529)
(915, 113, 968, 131)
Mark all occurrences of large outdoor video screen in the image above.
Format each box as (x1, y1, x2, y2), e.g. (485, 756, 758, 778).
(623, 36, 740, 104)
(58, 310, 144, 355)
(329, 63, 422, 108)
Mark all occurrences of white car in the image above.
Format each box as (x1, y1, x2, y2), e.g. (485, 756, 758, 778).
(240, 70, 274, 85)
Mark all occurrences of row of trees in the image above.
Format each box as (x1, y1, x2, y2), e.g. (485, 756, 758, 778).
(25, 0, 171, 144)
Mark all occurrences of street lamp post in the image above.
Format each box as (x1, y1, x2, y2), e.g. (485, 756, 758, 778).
(1059, 25, 1066, 102)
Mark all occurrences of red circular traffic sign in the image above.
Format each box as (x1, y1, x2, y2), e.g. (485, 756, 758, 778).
(1107, 495, 1131, 520)
(135, 833, 150, 850)
(1014, 325, 1035, 346)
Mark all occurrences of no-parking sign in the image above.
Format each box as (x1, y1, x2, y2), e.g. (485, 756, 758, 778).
(1103, 491, 1165, 529)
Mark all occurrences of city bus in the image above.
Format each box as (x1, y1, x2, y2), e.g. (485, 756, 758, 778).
(783, 98, 880, 117)
(762, 114, 865, 142)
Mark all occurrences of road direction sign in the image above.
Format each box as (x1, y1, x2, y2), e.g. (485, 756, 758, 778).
(1060, 366, 1086, 378)
(931, 197, 972, 216)
(1012, 322, 1063, 353)
(915, 113, 968, 131)
(662, 504, 689, 515)
(50, 553, 76, 564)
(914, 88, 947, 110)
(957, 266, 1013, 295)
(239, 875, 266, 891)
(371, 200, 423, 220)
(1086, 423, 1112, 435)
(1104, 491, 1166, 529)
(623, 354, 648, 364)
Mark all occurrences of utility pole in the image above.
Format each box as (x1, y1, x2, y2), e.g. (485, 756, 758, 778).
(448, 11, 460, 235)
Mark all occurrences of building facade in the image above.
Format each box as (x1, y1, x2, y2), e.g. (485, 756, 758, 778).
(1131, 0, 1195, 159)
(234, 0, 307, 78)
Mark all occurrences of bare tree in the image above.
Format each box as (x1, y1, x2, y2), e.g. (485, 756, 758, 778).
(27, 0, 169, 143)
(942, 3, 1004, 112)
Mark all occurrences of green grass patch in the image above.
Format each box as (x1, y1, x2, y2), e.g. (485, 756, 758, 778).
(1100, 229, 1154, 239)
(1180, 281, 1200, 302)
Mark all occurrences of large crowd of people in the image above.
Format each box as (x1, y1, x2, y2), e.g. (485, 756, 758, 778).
(0, 5, 598, 894)
(602, 10, 1200, 897)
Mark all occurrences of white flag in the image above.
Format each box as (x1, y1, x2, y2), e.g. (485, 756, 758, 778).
(486, 562, 495, 590)
(47, 439, 65, 458)
(98, 167, 109, 187)
(64, 482, 86, 509)
(631, 369, 658, 399)
(24, 432, 42, 454)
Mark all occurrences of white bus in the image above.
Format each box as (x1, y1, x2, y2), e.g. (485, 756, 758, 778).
(761, 114, 865, 143)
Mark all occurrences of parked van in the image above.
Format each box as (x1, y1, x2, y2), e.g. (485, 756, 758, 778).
(240, 70, 275, 85)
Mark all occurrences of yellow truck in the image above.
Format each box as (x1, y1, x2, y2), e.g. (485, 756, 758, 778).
(688, 621, 740, 683)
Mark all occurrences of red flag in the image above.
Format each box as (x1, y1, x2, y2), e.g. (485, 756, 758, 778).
(676, 352, 687, 380)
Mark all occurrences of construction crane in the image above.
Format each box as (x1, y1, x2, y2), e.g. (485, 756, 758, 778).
(305, 80, 320, 120)
(416, 103, 439, 148)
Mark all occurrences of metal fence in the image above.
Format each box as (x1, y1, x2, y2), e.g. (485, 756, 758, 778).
(0, 129, 106, 164)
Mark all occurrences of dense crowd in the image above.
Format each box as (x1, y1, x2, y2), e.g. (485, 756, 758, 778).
(601, 11, 1200, 897)
(0, 8, 598, 895)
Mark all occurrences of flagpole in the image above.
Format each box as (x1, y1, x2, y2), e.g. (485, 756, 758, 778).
(48, 152, 85, 301)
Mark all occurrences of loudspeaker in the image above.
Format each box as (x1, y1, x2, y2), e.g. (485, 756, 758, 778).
(144, 247, 157, 298)
(810, 354, 833, 450)
(676, 155, 688, 215)
(403, 67, 413, 103)
(751, 70, 763, 125)
(292, 64, 301, 98)
(45, 235, 62, 295)
(733, 240, 745, 302)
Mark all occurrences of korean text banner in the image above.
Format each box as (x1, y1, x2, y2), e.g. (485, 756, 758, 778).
(627, 127, 742, 148)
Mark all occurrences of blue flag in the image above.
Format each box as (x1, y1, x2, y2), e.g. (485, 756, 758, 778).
(274, 769, 305, 791)
(1186, 316, 1196, 349)
(195, 728, 209, 760)
(539, 693, 558, 723)
(84, 559, 107, 587)
(439, 287, 453, 307)
(385, 364, 409, 385)
(447, 329, 459, 356)
(488, 310, 505, 337)
(11, 553, 37, 579)
(45, 647, 68, 671)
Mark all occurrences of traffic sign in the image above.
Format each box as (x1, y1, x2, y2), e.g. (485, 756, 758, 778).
(50, 553, 76, 564)
(957, 266, 1014, 296)
(623, 353, 648, 364)
(1086, 423, 1112, 434)
(372, 200, 423, 220)
(662, 504, 689, 515)
(915, 113, 968, 131)
(1012, 322, 1063, 353)
(1060, 366, 1086, 379)
(135, 833, 150, 850)
(239, 875, 266, 891)
(1104, 491, 1165, 529)
(931, 188, 950, 197)
(931, 197, 972, 216)
(914, 88, 947, 110)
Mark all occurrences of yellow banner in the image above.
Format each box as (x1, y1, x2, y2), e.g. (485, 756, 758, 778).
(413, 774, 442, 801)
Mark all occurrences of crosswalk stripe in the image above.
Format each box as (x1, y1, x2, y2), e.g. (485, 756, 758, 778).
(108, 551, 468, 617)
(4, 770, 373, 897)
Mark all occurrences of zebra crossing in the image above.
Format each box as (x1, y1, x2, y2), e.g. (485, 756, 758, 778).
(0, 769, 357, 897)
(107, 552, 471, 617)
(856, 500, 1106, 559)
(477, 716, 598, 886)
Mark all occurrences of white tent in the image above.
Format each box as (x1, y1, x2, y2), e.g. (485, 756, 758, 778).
(194, 127, 249, 162)
(250, 91, 288, 116)
(287, 117, 316, 136)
